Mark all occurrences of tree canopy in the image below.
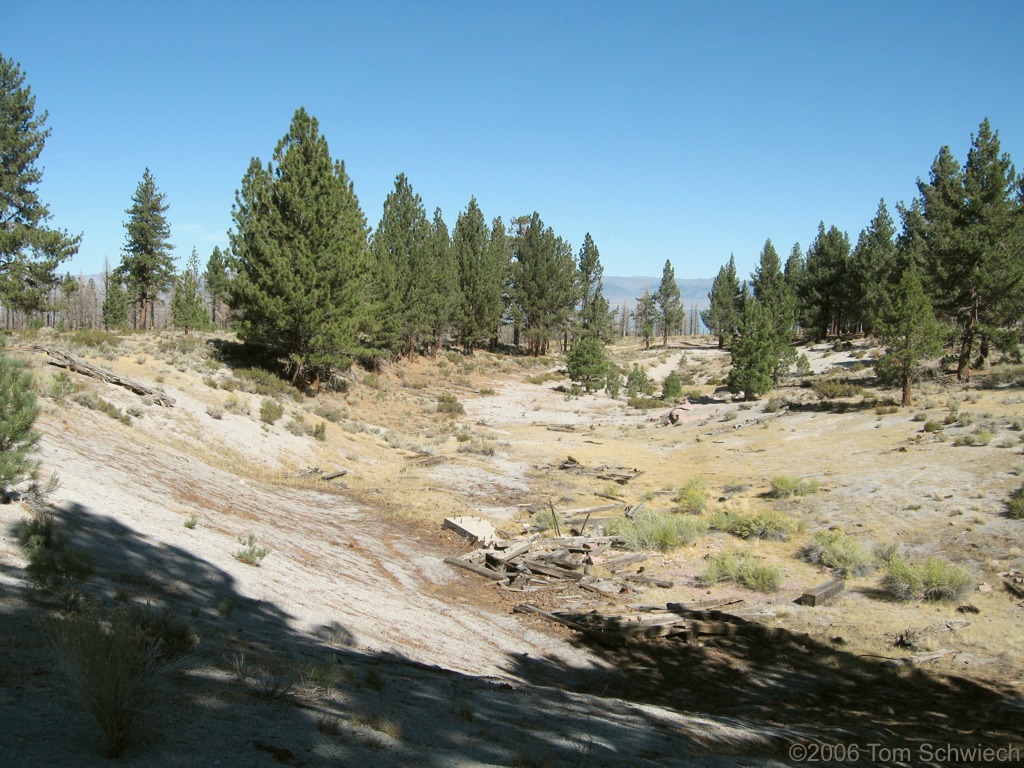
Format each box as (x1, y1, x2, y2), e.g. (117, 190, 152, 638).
(116, 168, 175, 329)
(228, 107, 373, 387)
(0, 55, 80, 313)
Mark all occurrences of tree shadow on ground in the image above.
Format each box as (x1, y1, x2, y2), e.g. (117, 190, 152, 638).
(504, 616, 1024, 764)
(2, 500, 804, 767)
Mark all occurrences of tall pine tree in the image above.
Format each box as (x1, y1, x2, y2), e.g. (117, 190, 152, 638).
(633, 288, 656, 349)
(0, 55, 81, 313)
(117, 169, 175, 329)
(701, 255, 742, 348)
(750, 239, 797, 382)
(801, 223, 851, 338)
(654, 259, 682, 348)
(370, 173, 431, 358)
(576, 233, 611, 341)
(229, 108, 373, 387)
(850, 199, 898, 335)
(510, 213, 575, 355)
(204, 246, 232, 327)
(875, 268, 945, 406)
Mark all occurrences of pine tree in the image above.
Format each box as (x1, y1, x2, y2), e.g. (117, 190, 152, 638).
(701, 255, 742, 348)
(801, 223, 851, 338)
(229, 108, 373, 387)
(172, 248, 209, 331)
(101, 272, 129, 329)
(916, 121, 1023, 379)
(633, 289, 656, 349)
(727, 292, 776, 401)
(576, 233, 611, 341)
(750, 239, 797, 381)
(370, 173, 431, 357)
(423, 207, 458, 354)
(116, 169, 175, 329)
(848, 200, 898, 335)
(0, 346, 40, 486)
(0, 55, 81, 312)
(566, 337, 606, 392)
(875, 268, 945, 406)
(510, 213, 575, 355)
(654, 260, 682, 348)
(204, 246, 232, 327)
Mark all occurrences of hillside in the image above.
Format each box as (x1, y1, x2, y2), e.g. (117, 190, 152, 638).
(2, 330, 1023, 766)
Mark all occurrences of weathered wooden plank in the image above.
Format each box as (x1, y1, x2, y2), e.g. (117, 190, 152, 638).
(798, 577, 846, 607)
(623, 574, 674, 588)
(521, 560, 584, 581)
(443, 556, 510, 582)
(599, 553, 647, 571)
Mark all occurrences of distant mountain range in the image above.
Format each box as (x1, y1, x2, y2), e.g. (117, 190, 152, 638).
(602, 276, 713, 312)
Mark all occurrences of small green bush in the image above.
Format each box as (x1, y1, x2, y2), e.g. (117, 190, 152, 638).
(882, 555, 972, 602)
(625, 364, 654, 398)
(260, 398, 284, 424)
(710, 509, 797, 541)
(1007, 486, 1024, 519)
(922, 419, 943, 433)
(608, 509, 707, 551)
(437, 393, 465, 416)
(661, 371, 683, 400)
(813, 379, 862, 399)
(627, 396, 663, 410)
(801, 530, 874, 577)
(457, 437, 496, 456)
(769, 475, 820, 498)
(223, 392, 249, 415)
(675, 478, 709, 514)
(312, 422, 326, 441)
(701, 551, 781, 592)
(234, 366, 295, 398)
(234, 533, 270, 566)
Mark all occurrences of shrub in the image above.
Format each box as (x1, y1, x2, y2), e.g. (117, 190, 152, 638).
(763, 397, 785, 413)
(801, 530, 874, 577)
(234, 533, 270, 566)
(769, 475, 820, 498)
(813, 379, 862, 399)
(206, 405, 224, 420)
(436, 394, 465, 416)
(882, 555, 972, 602)
(922, 419, 943, 433)
(285, 415, 308, 436)
(627, 396, 662, 410)
(625, 364, 653, 398)
(457, 437, 496, 456)
(608, 509, 707, 551)
(675, 478, 709, 514)
(795, 354, 812, 376)
(312, 422, 326, 441)
(223, 392, 249, 415)
(260, 398, 284, 424)
(0, 348, 42, 486)
(661, 371, 683, 400)
(233, 366, 294, 398)
(1008, 486, 1024, 519)
(710, 509, 797, 541)
(313, 404, 346, 423)
(183, 515, 197, 529)
(50, 610, 163, 756)
(701, 551, 781, 592)
(566, 338, 607, 392)
(20, 515, 94, 602)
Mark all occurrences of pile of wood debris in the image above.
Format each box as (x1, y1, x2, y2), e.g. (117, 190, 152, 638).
(443, 527, 672, 596)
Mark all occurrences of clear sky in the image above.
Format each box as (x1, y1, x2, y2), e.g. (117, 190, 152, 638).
(4, 0, 1022, 283)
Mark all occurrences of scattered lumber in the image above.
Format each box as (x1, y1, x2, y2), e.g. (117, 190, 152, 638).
(798, 577, 845, 607)
(34, 345, 175, 406)
(301, 466, 349, 482)
(441, 526, 673, 594)
(555, 456, 643, 485)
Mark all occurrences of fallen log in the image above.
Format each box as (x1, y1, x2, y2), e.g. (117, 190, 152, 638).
(34, 345, 175, 406)
(623, 574, 674, 588)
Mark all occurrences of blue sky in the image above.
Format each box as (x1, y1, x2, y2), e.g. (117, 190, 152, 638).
(5, 1, 1022, 283)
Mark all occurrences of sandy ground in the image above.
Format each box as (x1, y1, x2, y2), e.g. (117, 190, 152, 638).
(2, 334, 1023, 766)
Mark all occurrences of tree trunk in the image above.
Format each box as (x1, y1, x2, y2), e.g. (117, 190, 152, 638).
(901, 372, 912, 407)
